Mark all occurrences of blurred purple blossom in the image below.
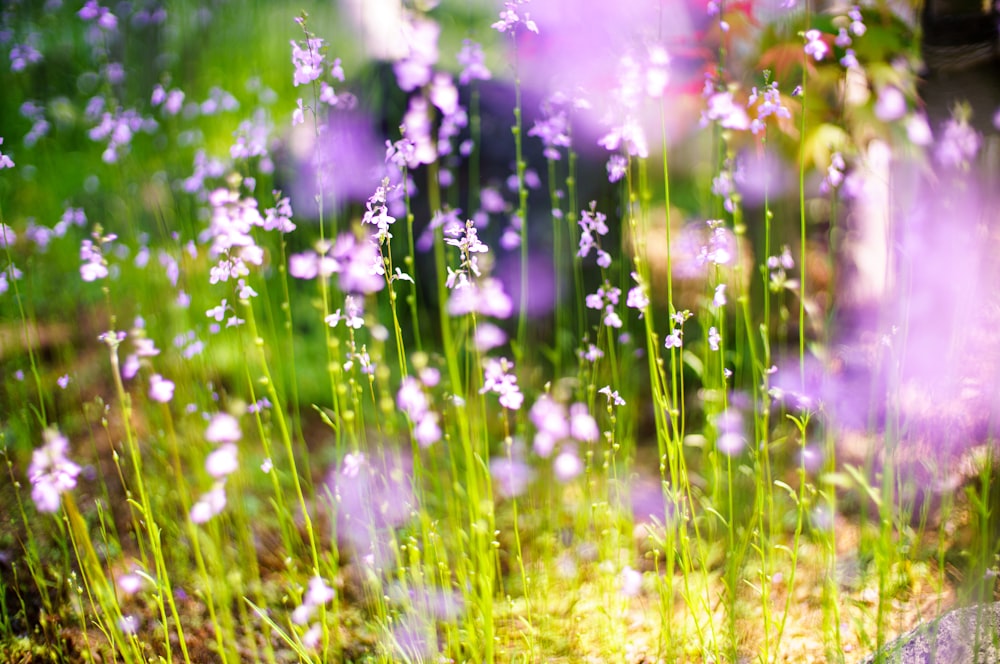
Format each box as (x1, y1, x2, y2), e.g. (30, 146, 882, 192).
(804, 29, 827, 61)
(28, 428, 81, 513)
(491, 454, 533, 498)
(291, 35, 325, 87)
(326, 449, 415, 557)
(393, 15, 440, 91)
(149, 374, 175, 403)
(457, 39, 492, 85)
(480, 357, 523, 410)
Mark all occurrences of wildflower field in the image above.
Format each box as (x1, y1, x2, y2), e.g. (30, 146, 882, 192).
(2, 0, 999, 662)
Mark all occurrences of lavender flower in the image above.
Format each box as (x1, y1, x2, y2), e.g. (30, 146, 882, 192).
(577, 202, 610, 266)
(205, 444, 238, 478)
(457, 39, 492, 85)
(491, 455, 533, 498)
(804, 30, 828, 61)
(553, 448, 582, 481)
(80, 234, 111, 282)
(874, 86, 906, 122)
(149, 374, 175, 403)
(598, 386, 626, 407)
(626, 271, 649, 313)
(748, 82, 791, 135)
(606, 155, 627, 183)
(529, 101, 571, 161)
(708, 326, 721, 351)
(0, 138, 15, 169)
(713, 284, 727, 308)
(361, 178, 398, 245)
(568, 403, 599, 442)
(291, 36, 325, 87)
(935, 118, 982, 168)
(205, 413, 241, 444)
(189, 483, 227, 524)
(325, 295, 365, 329)
(530, 395, 568, 457)
(702, 91, 750, 131)
(9, 39, 43, 72)
(28, 428, 81, 513)
(480, 357, 523, 410)
(848, 6, 866, 36)
(493, 1, 539, 34)
(79, 1, 118, 31)
(393, 16, 440, 92)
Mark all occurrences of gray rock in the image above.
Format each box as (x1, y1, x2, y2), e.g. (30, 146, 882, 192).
(862, 603, 1000, 664)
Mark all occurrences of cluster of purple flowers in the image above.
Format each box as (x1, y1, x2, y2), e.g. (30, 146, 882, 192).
(28, 428, 82, 513)
(0, 137, 13, 169)
(529, 394, 600, 481)
(87, 107, 157, 164)
(289, 233, 385, 296)
(577, 202, 611, 269)
(397, 369, 443, 447)
(190, 413, 240, 524)
(664, 310, 692, 350)
(480, 357, 523, 410)
(748, 82, 791, 136)
(80, 230, 114, 282)
(291, 576, 336, 649)
(586, 282, 623, 329)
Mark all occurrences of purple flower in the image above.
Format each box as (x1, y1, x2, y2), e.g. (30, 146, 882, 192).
(413, 413, 442, 447)
(475, 322, 508, 351)
(935, 118, 981, 168)
(848, 6, 866, 36)
(402, 97, 437, 166)
(493, 1, 539, 34)
(553, 448, 582, 481)
(702, 92, 750, 131)
(606, 155, 627, 182)
(80, 237, 109, 282)
(331, 233, 384, 295)
(531, 394, 569, 448)
(874, 86, 906, 122)
(490, 455, 533, 498)
(393, 16, 440, 92)
(205, 443, 238, 478)
(9, 40, 43, 72)
(598, 116, 648, 159)
(713, 284, 727, 308)
(457, 39, 492, 85)
(529, 104, 571, 160)
(149, 374, 175, 403)
(205, 413, 240, 444)
(189, 483, 227, 524)
(291, 36, 325, 87)
(804, 30, 828, 61)
(620, 566, 643, 597)
(835, 28, 852, 49)
(448, 277, 513, 319)
(748, 82, 791, 135)
(708, 326, 721, 351)
(79, 1, 117, 31)
(361, 178, 399, 245)
(325, 294, 364, 329)
(715, 410, 746, 456)
(28, 428, 81, 513)
(598, 386, 626, 407)
(480, 357, 523, 410)
(569, 403, 599, 442)
(0, 223, 16, 248)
